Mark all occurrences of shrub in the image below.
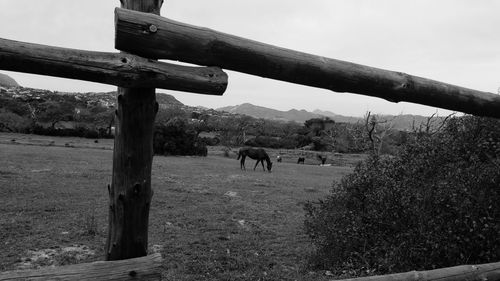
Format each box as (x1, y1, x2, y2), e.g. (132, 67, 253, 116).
(311, 136, 332, 151)
(0, 110, 31, 133)
(244, 135, 281, 148)
(304, 116, 500, 276)
(153, 117, 207, 156)
(31, 125, 108, 139)
(222, 146, 231, 158)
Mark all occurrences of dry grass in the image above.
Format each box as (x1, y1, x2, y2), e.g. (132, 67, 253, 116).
(0, 133, 360, 280)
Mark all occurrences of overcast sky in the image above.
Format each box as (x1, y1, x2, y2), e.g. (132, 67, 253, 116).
(1, 1, 499, 117)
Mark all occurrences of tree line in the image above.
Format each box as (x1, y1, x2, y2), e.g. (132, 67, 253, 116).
(1, 89, 411, 156)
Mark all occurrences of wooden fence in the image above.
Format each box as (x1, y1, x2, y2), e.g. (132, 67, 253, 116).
(114, 8, 500, 118)
(0, 254, 162, 281)
(0, 0, 499, 280)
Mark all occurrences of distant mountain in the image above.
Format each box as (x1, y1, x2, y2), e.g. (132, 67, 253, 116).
(375, 114, 447, 131)
(217, 103, 324, 124)
(312, 109, 363, 123)
(217, 103, 361, 124)
(217, 103, 445, 131)
(155, 92, 184, 108)
(0, 73, 19, 88)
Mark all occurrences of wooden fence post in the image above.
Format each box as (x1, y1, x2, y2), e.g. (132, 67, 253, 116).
(106, 0, 164, 260)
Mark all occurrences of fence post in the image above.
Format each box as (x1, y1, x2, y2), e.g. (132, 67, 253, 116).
(106, 0, 164, 260)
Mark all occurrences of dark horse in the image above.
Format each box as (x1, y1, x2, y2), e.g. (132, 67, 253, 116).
(297, 157, 305, 164)
(317, 154, 327, 165)
(237, 147, 273, 172)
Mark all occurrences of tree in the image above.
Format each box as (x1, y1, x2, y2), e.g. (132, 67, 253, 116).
(364, 111, 396, 155)
(37, 100, 74, 128)
(236, 115, 255, 145)
(153, 116, 207, 156)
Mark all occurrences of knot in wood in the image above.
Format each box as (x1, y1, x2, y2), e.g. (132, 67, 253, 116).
(133, 183, 141, 196)
(148, 24, 158, 33)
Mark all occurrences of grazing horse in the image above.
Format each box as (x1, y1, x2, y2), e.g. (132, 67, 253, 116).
(237, 147, 273, 172)
(297, 157, 305, 164)
(317, 154, 327, 165)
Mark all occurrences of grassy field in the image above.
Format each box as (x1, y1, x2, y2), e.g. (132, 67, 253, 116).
(0, 133, 361, 280)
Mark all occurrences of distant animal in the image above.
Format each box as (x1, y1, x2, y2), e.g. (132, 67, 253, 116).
(237, 147, 273, 172)
(276, 155, 282, 163)
(297, 157, 305, 164)
(317, 154, 327, 165)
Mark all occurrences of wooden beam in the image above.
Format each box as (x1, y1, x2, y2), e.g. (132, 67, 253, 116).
(0, 253, 162, 281)
(115, 7, 500, 118)
(0, 37, 227, 95)
(334, 261, 500, 281)
(106, 0, 163, 261)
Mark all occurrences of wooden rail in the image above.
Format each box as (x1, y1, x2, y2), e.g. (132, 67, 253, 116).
(335, 261, 500, 281)
(115, 7, 500, 118)
(0, 37, 227, 95)
(0, 253, 162, 281)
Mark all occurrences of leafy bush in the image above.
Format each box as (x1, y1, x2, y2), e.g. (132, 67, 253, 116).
(304, 116, 500, 276)
(311, 136, 332, 151)
(244, 135, 281, 148)
(0, 110, 31, 133)
(153, 117, 207, 156)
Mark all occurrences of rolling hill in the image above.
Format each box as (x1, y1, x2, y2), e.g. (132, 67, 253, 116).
(0, 73, 19, 88)
(217, 103, 446, 131)
(217, 103, 348, 124)
(1, 82, 444, 133)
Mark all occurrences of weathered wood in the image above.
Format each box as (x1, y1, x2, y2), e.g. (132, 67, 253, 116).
(115, 8, 500, 118)
(106, 0, 163, 261)
(0, 37, 227, 95)
(0, 253, 162, 281)
(334, 261, 500, 281)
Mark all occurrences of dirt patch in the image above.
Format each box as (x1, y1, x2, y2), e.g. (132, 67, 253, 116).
(16, 245, 96, 269)
(224, 191, 239, 198)
(225, 174, 246, 182)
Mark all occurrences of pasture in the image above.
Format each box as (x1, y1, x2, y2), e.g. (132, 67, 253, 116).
(0, 133, 359, 280)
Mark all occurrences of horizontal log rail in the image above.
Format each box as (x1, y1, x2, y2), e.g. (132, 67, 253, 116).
(0, 253, 162, 280)
(335, 261, 500, 281)
(0, 37, 227, 95)
(115, 7, 500, 118)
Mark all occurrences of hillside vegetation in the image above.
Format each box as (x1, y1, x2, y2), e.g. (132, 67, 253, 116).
(1, 86, 441, 157)
(305, 116, 500, 276)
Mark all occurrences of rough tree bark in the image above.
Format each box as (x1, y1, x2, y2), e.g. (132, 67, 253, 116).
(106, 0, 164, 260)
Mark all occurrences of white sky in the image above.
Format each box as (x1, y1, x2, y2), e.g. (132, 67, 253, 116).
(1, 0, 499, 117)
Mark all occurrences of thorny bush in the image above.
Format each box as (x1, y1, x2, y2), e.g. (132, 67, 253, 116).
(304, 116, 500, 276)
